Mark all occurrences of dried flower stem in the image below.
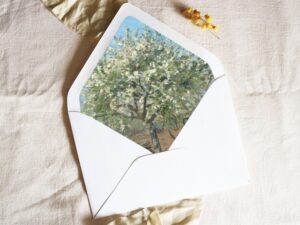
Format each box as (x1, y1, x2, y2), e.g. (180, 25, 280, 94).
(182, 7, 220, 39)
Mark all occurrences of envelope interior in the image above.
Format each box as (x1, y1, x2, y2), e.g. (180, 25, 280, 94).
(79, 16, 215, 154)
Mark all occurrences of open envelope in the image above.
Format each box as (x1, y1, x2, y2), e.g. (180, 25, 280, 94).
(67, 3, 249, 218)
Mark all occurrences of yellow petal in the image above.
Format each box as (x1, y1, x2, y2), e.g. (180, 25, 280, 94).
(183, 7, 192, 13)
(193, 10, 201, 18)
(200, 23, 208, 29)
(204, 14, 212, 22)
(192, 18, 201, 25)
(187, 7, 193, 13)
(183, 7, 193, 18)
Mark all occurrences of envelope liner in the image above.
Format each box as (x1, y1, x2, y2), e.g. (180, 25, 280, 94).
(80, 16, 214, 154)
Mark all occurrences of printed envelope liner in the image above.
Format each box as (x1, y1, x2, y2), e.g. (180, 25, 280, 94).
(80, 16, 214, 154)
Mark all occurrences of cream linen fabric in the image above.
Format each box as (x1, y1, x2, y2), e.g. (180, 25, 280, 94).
(1, 1, 300, 225)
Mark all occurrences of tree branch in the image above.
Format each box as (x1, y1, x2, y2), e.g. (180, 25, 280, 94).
(147, 113, 157, 124)
(142, 94, 148, 120)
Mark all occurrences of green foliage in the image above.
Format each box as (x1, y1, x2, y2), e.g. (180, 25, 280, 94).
(81, 26, 214, 153)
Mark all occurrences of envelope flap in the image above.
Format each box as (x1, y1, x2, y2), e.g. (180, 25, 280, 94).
(68, 112, 150, 216)
(96, 77, 249, 217)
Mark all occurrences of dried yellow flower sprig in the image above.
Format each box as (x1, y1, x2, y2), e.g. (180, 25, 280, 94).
(182, 7, 219, 39)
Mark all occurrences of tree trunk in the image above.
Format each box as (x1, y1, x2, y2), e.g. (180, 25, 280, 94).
(149, 122, 161, 153)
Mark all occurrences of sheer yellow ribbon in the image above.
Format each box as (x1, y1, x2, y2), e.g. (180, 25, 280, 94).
(94, 198, 203, 225)
(40, 0, 127, 40)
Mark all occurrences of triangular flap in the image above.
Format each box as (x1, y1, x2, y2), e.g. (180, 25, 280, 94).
(68, 112, 150, 216)
(96, 77, 249, 217)
(170, 76, 234, 150)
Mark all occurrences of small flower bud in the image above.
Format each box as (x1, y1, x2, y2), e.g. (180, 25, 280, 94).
(212, 25, 218, 31)
(204, 14, 212, 22)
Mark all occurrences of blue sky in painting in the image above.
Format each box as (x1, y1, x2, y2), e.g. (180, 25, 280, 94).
(80, 17, 146, 106)
(114, 16, 146, 38)
(108, 16, 190, 57)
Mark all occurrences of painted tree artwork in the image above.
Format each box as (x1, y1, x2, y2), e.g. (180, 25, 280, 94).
(80, 16, 214, 154)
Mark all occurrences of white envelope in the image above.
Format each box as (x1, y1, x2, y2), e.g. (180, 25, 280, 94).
(67, 3, 249, 218)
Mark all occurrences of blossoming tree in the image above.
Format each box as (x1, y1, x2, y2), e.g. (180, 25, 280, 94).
(81, 26, 214, 153)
